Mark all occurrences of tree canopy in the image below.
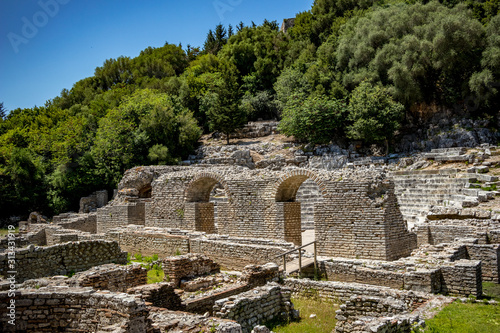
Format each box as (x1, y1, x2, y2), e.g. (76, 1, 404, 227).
(1, 1, 500, 220)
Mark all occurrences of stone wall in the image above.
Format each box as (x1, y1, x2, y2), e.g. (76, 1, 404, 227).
(52, 212, 97, 234)
(106, 227, 190, 257)
(468, 244, 500, 282)
(136, 166, 417, 261)
(147, 308, 242, 332)
(79, 190, 108, 213)
(162, 253, 220, 286)
(189, 237, 294, 270)
(294, 253, 482, 297)
(441, 260, 482, 296)
(334, 295, 423, 333)
(97, 200, 147, 233)
(214, 283, 297, 333)
(185, 284, 252, 315)
(73, 263, 147, 292)
(296, 179, 322, 230)
(0, 288, 148, 332)
(128, 282, 184, 310)
(315, 180, 416, 260)
(0, 241, 127, 283)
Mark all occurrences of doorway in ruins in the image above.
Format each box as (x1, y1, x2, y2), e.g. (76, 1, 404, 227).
(275, 174, 323, 251)
(185, 177, 228, 234)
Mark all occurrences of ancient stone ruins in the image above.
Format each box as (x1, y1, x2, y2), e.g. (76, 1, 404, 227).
(1, 122, 500, 332)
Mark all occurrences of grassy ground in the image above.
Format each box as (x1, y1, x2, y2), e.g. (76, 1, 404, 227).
(270, 297, 338, 333)
(147, 266, 164, 284)
(127, 253, 165, 284)
(421, 282, 500, 332)
(422, 302, 500, 332)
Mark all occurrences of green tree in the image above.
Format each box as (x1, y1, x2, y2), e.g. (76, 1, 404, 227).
(91, 89, 201, 185)
(347, 81, 404, 152)
(200, 62, 246, 144)
(336, 2, 485, 105)
(279, 93, 347, 143)
(0, 102, 6, 120)
(469, 13, 500, 110)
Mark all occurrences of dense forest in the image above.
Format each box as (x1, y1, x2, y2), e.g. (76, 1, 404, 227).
(1, 0, 499, 220)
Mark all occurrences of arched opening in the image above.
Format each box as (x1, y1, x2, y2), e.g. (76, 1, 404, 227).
(185, 175, 230, 234)
(138, 184, 152, 198)
(275, 173, 324, 250)
(209, 183, 228, 232)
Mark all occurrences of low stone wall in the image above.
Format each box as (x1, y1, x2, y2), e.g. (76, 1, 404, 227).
(214, 283, 297, 333)
(73, 263, 147, 292)
(441, 260, 482, 296)
(0, 241, 127, 283)
(283, 279, 430, 306)
(335, 295, 420, 333)
(306, 256, 476, 295)
(0, 287, 148, 332)
(162, 253, 220, 286)
(468, 244, 500, 282)
(240, 263, 280, 286)
(128, 282, 184, 310)
(54, 213, 97, 234)
(190, 238, 292, 270)
(185, 284, 252, 315)
(106, 227, 190, 257)
(96, 200, 147, 234)
(147, 308, 242, 332)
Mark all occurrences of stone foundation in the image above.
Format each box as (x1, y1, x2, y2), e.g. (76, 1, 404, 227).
(0, 288, 148, 332)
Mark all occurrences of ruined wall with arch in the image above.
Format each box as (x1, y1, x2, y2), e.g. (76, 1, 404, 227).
(97, 166, 417, 261)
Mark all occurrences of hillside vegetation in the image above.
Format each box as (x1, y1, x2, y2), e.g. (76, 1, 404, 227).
(0, 0, 499, 220)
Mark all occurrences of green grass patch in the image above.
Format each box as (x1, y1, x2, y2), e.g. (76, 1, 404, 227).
(422, 301, 500, 332)
(483, 282, 500, 301)
(270, 297, 338, 333)
(147, 264, 164, 284)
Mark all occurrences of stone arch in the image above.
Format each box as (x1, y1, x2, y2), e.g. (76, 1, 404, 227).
(274, 170, 327, 202)
(184, 172, 231, 235)
(185, 172, 231, 203)
(273, 170, 327, 246)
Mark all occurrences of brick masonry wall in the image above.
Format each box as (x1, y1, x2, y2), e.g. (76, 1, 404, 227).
(74, 264, 147, 292)
(0, 288, 148, 332)
(97, 200, 147, 234)
(162, 253, 220, 286)
(105, 227, 190, 257)
(138, 167, 417, 261)
(54, 213, 97, 234)
(214, 283, 296, 333)
(282, 202, 301, 246)
(441, 260, 482, 296)
(128, 282, 184, 310)
(189, 238, 294, 270)
(467, 244, 500, 283)
(315, 181, 416, 260)
(0, 241, 127, 283)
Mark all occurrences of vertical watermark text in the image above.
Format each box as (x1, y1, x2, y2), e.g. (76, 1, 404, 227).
(213, 0, 243, 21)
(7, 0, 71, 54)
(6, 225, 17, 326)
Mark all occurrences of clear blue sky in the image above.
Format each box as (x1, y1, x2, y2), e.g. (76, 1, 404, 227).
(0, 0, 313, 112)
